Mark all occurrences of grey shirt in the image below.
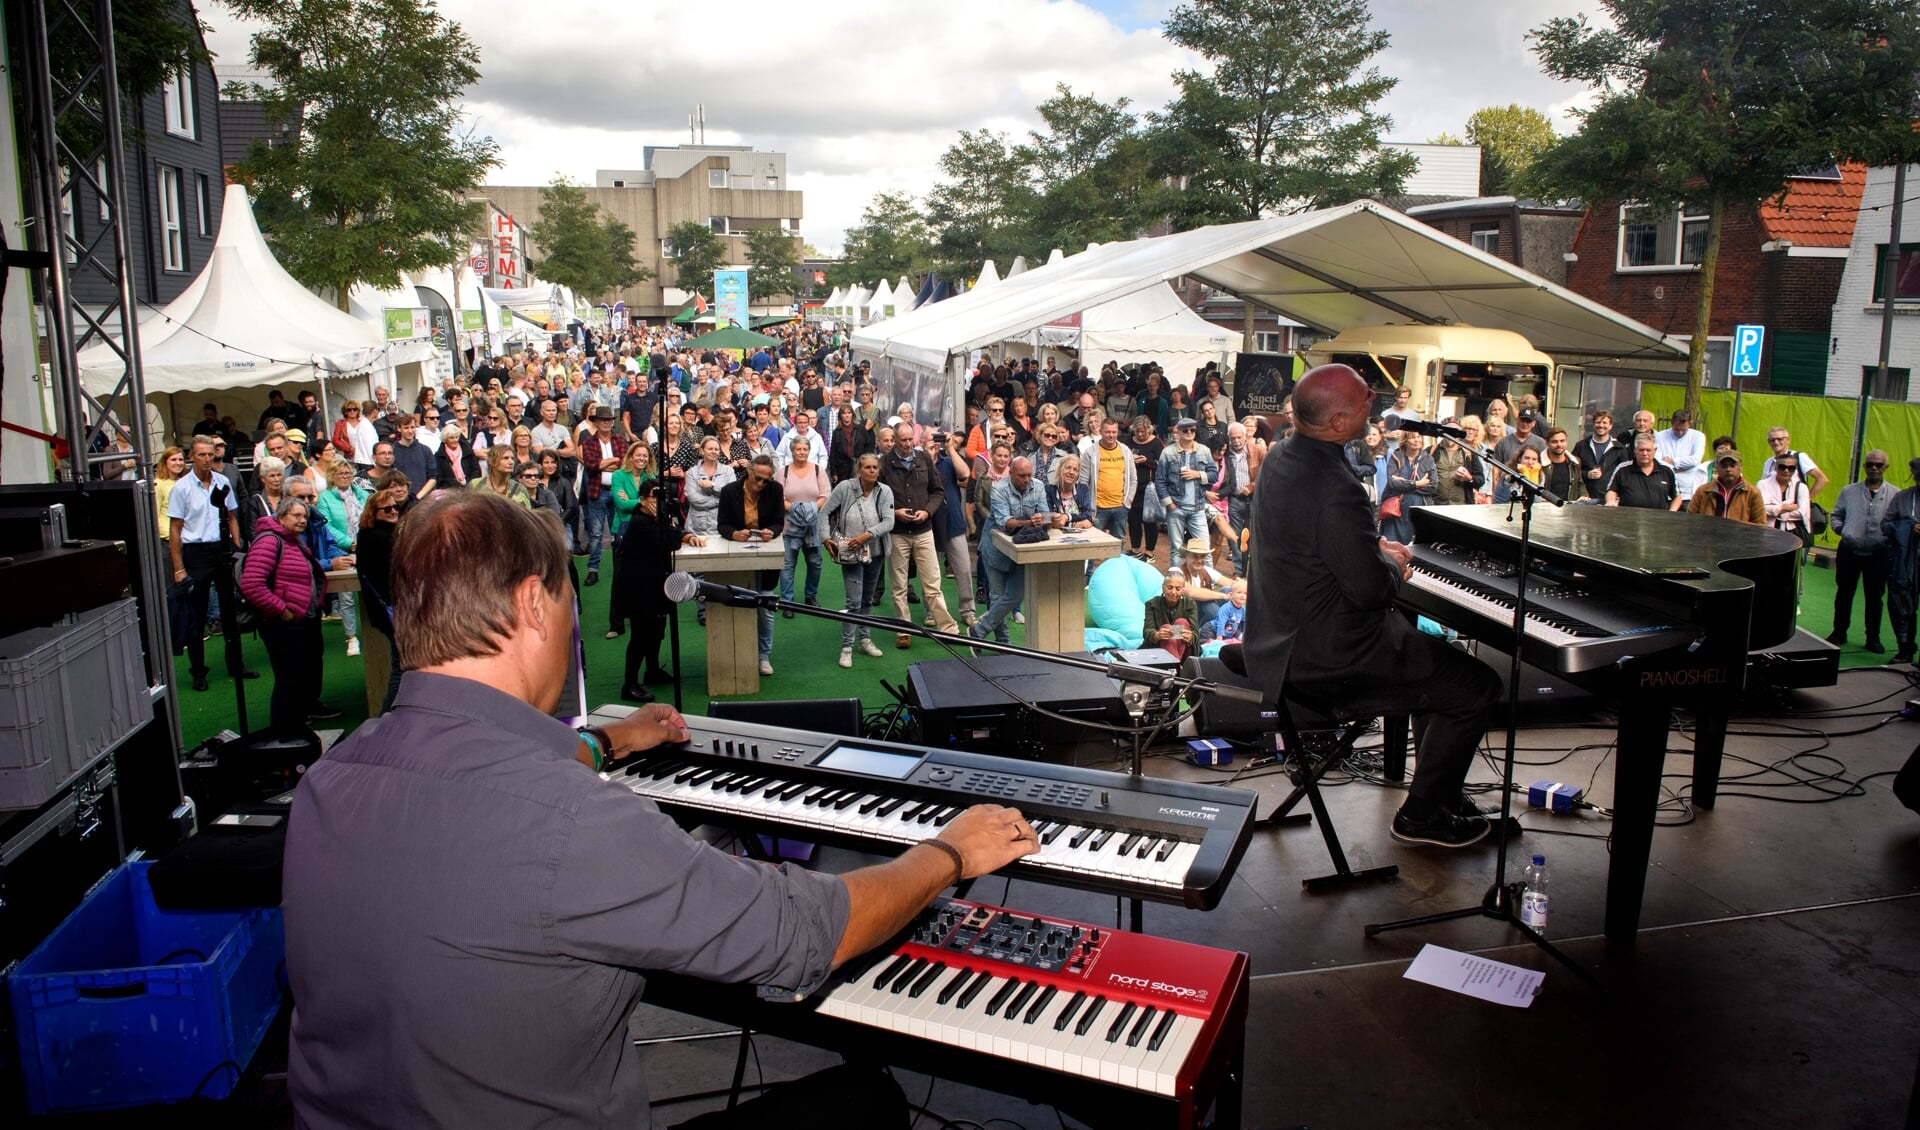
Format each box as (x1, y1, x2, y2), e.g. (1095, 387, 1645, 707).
(284, 672, 849, 1129)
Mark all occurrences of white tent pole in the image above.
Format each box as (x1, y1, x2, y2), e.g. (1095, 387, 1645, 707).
(315, 360, 333, 444)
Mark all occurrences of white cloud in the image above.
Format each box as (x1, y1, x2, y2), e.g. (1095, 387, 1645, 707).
(199, 0, 1605, 252)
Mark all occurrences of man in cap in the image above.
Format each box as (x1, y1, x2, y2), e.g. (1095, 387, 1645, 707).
(1686, 451, 1766, 523)
(1493, 407, 1548, 467)
(1156, 417, 1218, 570)
(577, 406, 628, 585)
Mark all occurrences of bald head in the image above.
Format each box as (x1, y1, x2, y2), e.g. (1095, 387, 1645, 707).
(1290, 364, 1372, 442)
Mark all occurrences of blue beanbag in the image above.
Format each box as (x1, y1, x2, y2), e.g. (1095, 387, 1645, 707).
(1086, 555, 1164, 644)
(1083, 627, 1138, 652)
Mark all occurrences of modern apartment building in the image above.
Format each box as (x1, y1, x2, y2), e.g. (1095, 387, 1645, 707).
(478, 144, 804, 317)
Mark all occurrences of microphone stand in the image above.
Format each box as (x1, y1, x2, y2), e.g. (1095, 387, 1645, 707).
(1362, 432, 1601, 989)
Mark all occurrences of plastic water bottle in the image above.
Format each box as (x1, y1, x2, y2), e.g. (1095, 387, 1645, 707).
(1519, 854, 1550, 934)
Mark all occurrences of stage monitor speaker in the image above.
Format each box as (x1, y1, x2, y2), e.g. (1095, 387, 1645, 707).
(908, 654, 1125, 756)
(708, 698, 864, 738)
(1896, 742, 1920, 816)
(1180, 656, 1279, 740)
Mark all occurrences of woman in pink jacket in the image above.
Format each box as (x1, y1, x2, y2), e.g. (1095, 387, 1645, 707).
(240, 497, 326, 732)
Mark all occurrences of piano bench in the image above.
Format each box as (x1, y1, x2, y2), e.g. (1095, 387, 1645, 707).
(1255, 687, 1401, 894)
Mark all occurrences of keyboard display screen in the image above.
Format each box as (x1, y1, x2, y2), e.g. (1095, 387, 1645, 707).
(816, 745, 924, 779)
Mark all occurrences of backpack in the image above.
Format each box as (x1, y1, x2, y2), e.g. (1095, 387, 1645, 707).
(230, 535, 285, 634)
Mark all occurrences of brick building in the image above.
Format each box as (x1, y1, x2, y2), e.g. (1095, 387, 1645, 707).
(1402, 196, 1585, 286)
(1562, 166, 1864, 395)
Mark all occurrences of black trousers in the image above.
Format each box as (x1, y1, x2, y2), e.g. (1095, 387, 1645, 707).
(259, 615, 322, 732)
(1298, 632, 1500, 807)
(624, 612, 666, 685)
(180, 540, 246, 678)
(1833, 546, 1890, 641)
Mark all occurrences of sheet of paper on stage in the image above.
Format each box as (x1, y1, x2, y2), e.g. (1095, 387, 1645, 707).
(1403, 944, 1543, 1007)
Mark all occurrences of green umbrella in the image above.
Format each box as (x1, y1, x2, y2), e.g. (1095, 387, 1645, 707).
(677, 325, 782, 351)
(751, 314, 798, 329)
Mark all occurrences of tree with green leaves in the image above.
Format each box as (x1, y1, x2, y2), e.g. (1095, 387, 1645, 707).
(225, 0, 497, 310)
(524, 178, 651, 301)
(1528, 0, 1920, 417)
(1466, 105, 1555, 197)
(744, 227, 802, 301)
(832, 191, 935, 288)
(926, 129, 1035, 277)
(663, 220, 728, 295)
(1153, 0, 1414, 226)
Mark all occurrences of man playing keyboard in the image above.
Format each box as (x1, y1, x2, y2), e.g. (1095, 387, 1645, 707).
(281, 490, 1039, 1129)
(1242, 364, 1501, 849)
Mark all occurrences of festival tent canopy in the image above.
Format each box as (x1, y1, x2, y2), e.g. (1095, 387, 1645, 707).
(851, 201, 1685, 379)
(973, 260, 1001, 290)
(1025, 281, 1237, 374)
(866, 279, 895, 321)
(678, 325, 782, 352)
(78, 184, 439, 396)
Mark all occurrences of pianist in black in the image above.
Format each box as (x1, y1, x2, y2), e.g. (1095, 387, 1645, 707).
(1243, 364, 1501, 848)
(281, 490, 1042, 1129)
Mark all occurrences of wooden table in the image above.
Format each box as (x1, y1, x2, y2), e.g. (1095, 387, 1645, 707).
(325, 569, 391, 717)
(673, 537, 782, 696)
(989, 527, 1123, 653)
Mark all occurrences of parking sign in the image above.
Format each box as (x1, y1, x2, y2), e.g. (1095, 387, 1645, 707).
(1732, 324, 1765, 378)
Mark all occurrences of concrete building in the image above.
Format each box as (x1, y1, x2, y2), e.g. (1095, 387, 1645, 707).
(479, 145, 804, 318)
(1827, 164, 1920, 401)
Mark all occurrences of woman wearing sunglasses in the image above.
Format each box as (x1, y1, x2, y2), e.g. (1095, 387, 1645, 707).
(354, 483, 406, 712)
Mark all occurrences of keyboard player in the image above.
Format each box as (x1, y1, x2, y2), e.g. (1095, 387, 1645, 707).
(1242, 365, 1500, 849)
(281, 491, 1042, 1129)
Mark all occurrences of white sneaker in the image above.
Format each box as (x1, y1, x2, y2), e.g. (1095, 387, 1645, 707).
(859, 640, 884, 658)
(759, 659, 774, 676)
(345, 636, 360, 657)
(838, 648, 853, 668)
(1013, 611, 1025, 625)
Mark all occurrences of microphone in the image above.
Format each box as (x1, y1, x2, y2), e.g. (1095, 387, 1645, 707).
(663, 571, 774, 609)
(1382, 411, 1467, 440)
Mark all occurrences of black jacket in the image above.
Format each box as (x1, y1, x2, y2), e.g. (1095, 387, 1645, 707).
(878, 450, 942, 536)
(717, 478, 787, 541)
(1243, 435, 1433, 696)
(434, 445, 483, 492)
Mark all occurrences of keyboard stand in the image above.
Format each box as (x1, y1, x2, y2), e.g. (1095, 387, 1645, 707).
(1252, 695, 1399, 894)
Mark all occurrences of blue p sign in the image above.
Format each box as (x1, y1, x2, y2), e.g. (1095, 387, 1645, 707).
(1732, 324, 1765, 378)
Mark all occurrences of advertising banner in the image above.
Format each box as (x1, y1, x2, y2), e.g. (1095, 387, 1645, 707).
(384, 307, 430, 340)
(714, 268, 749, 330)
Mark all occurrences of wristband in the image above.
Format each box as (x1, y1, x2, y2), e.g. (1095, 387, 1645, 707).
(576, 727, 606, 772)
(919, 838, 965, 888)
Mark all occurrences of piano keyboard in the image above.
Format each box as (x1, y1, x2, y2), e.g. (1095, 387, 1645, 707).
(1404, 544, 1697, 675)
(641, 896, 1248, 1122)
(590, 710, 1256, 910)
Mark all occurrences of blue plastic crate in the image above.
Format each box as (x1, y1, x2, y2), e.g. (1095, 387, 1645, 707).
(8, 861, 285, 1113)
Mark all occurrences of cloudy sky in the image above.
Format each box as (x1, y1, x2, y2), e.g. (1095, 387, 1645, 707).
(200, 0, 1600, 252)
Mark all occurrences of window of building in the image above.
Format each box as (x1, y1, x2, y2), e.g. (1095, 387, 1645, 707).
(162, 70, 195, 138)
(661, 238, 676, 259)
(1253, 331, 1283, 353)
(765, 176, 778, 190)
(708, 216, 727, 235)
(195, 174, 210, 236)
(1618, 203, 1709, 269)
(709, 168, 727, 188)
(95, 158, 110, 221)
(1869, 244, 1920, 303)
(1470, 227, 1499, 255)
(59, 165, 76, 264)
(1866, 365, 1911, 401)
(158, 166, 184, 272)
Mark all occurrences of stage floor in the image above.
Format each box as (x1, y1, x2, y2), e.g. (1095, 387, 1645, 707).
(629, 668, 1920, 1130)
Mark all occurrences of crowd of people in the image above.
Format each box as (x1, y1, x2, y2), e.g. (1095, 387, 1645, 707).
(157, 314, 1904, 738)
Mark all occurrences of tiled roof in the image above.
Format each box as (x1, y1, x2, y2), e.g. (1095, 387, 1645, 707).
(1759, 163, 1866, 247)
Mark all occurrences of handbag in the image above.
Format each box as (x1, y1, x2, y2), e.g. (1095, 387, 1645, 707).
(230, 536, 286, 633)
(1141, 482, 1166, 525)
(1810, 501, 1829, 537)
(1378, 493, 1404, 519)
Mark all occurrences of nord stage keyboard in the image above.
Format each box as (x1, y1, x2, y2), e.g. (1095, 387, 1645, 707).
(641, 896, 1249, 1129)
(587, 708, 1258, 910)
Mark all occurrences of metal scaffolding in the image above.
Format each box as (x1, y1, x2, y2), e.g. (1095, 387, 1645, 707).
(17, 0, 151, 477)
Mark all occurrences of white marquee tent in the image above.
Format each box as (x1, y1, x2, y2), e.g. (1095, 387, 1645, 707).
(1005, 281, 1237, 376)
(851, 201, 1685, 425)
(78, 185, 439, 439)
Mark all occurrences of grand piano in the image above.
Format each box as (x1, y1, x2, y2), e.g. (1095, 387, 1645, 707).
(1398, 504, 1806, 947)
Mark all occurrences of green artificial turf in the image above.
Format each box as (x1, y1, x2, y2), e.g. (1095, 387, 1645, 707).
(171, 549, 1895, 754)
